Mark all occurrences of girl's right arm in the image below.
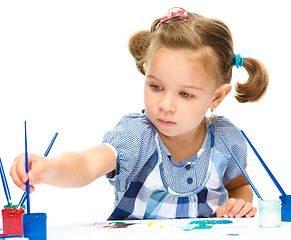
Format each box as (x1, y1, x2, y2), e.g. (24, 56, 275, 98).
(10, 144, 116, 192)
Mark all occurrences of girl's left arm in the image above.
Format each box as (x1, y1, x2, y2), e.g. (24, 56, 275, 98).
(216, 172, 257, 218)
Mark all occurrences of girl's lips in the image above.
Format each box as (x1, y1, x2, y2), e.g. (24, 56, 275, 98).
(158, 118, 176, 127)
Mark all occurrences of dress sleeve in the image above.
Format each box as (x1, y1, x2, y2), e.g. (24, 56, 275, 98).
(211, 116, 247, 185)
(102, 113, 156, 192)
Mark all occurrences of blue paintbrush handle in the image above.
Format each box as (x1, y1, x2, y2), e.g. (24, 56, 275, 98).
(18, 131, 58, 208)
(220, 135, 263, 200)
(24, 121, 30, 214)
(44, 132, 58, 157)
(0, 158, 12, 205)
(241, 130, 286, 196)
(18, 191, 27, 208)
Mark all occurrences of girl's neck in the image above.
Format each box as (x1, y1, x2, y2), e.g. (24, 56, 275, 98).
(157, 120, 207, 163)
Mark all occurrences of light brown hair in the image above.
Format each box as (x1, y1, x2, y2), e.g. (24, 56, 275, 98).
(128, 8, 268, 103)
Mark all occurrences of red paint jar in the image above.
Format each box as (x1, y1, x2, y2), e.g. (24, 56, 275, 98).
(1, 208, 25, 235)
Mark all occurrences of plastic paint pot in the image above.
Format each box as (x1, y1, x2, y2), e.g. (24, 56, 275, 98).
(22, 213, 47, 240)
(280, 195, 291, 222)
(258, 199, 281, 228)
(1, 207, 25, 235)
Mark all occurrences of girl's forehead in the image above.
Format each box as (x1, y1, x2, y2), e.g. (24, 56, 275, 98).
(149, 47, 217, 68)
(147, 48, 218, 90)
(148, 47, 218, 81)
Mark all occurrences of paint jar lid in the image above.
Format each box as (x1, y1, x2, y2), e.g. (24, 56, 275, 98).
(258, 199, 281, 208)
(3, 204, 26, 210)
(22, 213, 47, 223)
(280, 195, 291, 203)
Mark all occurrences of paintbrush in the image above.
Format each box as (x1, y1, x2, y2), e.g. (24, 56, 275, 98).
(17, 132, 58, 209)
(24, 121, 30, 213)
(241, 130, 286, 196)
(0, 158, 12, 206)
(220, 135, 263, 200)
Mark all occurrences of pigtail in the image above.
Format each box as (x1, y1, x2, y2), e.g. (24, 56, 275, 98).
(235, 58, 269, 103)
(128, 30, 152, 75)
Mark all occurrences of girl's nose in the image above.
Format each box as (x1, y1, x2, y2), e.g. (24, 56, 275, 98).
(158, 93, 176, 112)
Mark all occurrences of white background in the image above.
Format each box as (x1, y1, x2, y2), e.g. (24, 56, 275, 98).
(0, 0, 290, 224)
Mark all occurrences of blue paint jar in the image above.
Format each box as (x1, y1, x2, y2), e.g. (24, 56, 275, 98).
(280, 195, 291, 222)
(22, 213, 47, 240)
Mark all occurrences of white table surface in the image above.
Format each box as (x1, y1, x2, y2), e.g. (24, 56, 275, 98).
(46, 217, 291, 240)
(1, 216, 291, 239)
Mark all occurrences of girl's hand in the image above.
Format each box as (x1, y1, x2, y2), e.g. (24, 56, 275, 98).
(216, 198, 257, 218)
(10, 153, 54, 193)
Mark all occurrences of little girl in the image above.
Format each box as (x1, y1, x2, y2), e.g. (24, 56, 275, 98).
(10, 8, 268, 220)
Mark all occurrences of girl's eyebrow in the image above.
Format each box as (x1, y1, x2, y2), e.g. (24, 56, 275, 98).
(146, 74, 160, 81)
(181, 85, 204, 91)
(146, 74, 203, 90)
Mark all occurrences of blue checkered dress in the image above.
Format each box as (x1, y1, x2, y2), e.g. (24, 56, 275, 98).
(102, 113, 247, 220)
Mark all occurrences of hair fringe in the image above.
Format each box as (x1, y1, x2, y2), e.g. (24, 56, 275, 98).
(235, 58, 269, 103)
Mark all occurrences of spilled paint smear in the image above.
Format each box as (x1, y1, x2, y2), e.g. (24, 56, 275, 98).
(182, 219, 233, 231)
(184, 223, 213, 230)
(104, 222, 136, 229)
(92, 219, 233, 231)
(189, 220, 233, 225)
(146, 220, 168, 228)
(94, 222, 136, 229)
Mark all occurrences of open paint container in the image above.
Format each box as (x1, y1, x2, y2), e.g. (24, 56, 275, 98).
(22, 213, 47, 240)
(258, 199, 281, 228)
(1, 207, 25, 235)
(280, 195, 291, 221)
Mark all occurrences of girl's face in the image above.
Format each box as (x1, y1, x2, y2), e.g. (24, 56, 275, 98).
(144, 48, 228, 138)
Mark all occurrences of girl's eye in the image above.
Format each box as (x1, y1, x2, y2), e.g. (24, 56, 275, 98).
(151, 85, 162, 91)
(180, 92, 193, 98)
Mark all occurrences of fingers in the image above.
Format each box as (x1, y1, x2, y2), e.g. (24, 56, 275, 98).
(228, 199, 246, 218)
(243, 204, 257, 218)
(10, 153, 27, 190)
(10, 153, 46, 191)
(217, 198, 257, 218)
(215, 204, 226, 218)
(223, 198, 237, 218)
(27, 156, 43, 183)
(29, 185, 35, 193)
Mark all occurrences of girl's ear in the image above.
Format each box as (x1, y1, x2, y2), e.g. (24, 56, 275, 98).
(210, 84, 232, 110)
